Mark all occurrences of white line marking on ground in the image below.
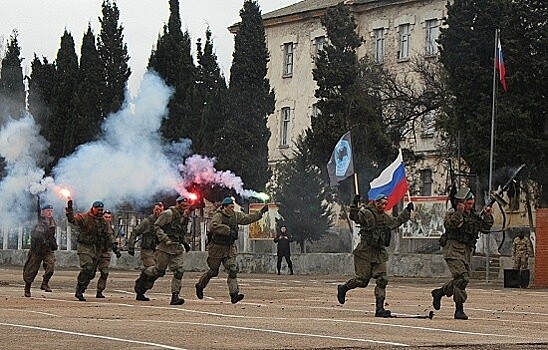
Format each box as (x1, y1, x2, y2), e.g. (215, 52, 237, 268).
(0, 322, 186, 350)
(142, 319, 410, 347)
(3, 308, 62, 317)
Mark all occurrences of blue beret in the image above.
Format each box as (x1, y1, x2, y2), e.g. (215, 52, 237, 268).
(176, 196, 187, 203)
(41, 204, 53, 210)
(375, 194, 387, 201)
(221, 197, 234, 206)
(92, 200, 104, 208)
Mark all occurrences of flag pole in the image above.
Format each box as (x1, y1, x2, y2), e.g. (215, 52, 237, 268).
(486, 28, 499, 282)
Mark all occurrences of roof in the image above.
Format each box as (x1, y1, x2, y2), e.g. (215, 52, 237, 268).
(261, 0, 375, 20)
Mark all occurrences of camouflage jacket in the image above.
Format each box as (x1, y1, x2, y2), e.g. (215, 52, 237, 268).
(66, 209, 111, 256)
(154, 207, 190, 254)
(443, 208, 493, 248)
(128, 213, 158, 250)
(512, 236, 532, 259)
(207, 208, 263, 258)
(30, 217, 58, 253)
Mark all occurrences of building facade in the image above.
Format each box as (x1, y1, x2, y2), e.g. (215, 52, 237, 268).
(259, 0, 449, 196)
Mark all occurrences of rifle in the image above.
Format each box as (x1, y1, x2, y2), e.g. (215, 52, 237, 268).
(485, 164, 526, 209)
(36, 195, 41, 222)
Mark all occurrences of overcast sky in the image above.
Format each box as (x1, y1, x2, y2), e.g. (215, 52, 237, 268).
(0, 0, 299, 94)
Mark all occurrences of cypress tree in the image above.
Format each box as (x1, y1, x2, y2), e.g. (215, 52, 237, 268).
(45, 29, 79, 171)
(194, 28, 227, 156)
(148, 0, 197, 142)
(215, 0, 274, 191)
(28, 55, 56, 129)
(71, 25, 104, 149)
(0, 30, 25, 119)
(98, 0, 131, 116)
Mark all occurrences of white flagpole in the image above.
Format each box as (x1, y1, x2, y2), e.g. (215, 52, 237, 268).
(486, 28, 499, 282)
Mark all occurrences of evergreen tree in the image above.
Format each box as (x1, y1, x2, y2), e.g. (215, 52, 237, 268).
(71, 25, 104, 149)
(308, 3, 395, 201)
(148, 0, 197, 142)
(272, 135, 333, 253)
(215, 0, 274, 191)
(194, 28, 227, 156)
(28, 55, 56, 129)
(438, 0, 548, 205)
(45, 30, 79, 171)
(98, 0, 131, 116)
(0, 30, 25, 119)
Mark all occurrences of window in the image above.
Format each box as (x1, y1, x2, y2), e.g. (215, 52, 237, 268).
(314, 36, 325, 61)
(421, 110, 436, 138)
(425, 19, 439, 56)
(280, 107, 291, 146)
(374, 28, 384, 64)
(421, 169, 432, 196)
(398, 24, 410, 60)
(283, 42, 293, 76)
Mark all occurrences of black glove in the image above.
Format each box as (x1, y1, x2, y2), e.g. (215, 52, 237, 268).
(112, 242, 119, 252)
(406, 202, 415, 212)
(182, 242, 191, 252)
(230, 229, 239, 241)
(353, 195, 361, 206)
(260, 205, 268, 215)
(115, 250, 122, 258)
(127, 247, 135, 256)
(67, 199, 73, 210)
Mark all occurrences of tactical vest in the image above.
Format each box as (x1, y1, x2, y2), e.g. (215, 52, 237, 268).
(445, 212, 481, 247)
(77, 214, 107, 246)
(159, 208, 188, 243)
(360, 208, 392, 247)
(210, 211, 239, 246)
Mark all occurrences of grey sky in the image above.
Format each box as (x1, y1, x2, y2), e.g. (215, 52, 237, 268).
(0, 0, 298, 94)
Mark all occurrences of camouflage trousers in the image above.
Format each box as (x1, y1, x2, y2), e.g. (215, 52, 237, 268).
(513, 256, 529, 270)
(96, 251, 111, 292)
(23, 250, 56, 284)
(197, 256, 239, 295)
(442, 258, 470, 304)
(345, 254, 388, 299)
(143, 249, 185, 293)
(140, 248, 156, 268)
(77, 252, 99, 291)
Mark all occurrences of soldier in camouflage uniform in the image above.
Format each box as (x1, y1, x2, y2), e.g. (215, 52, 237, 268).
(512, 233, 532, 270)
(23, 204, 58, 297)
(134, 196, 194, 305)
(127, 202, 164, 267)
(195, 197, 268, 304)
(66, 199, 112, 301)
(431, 187, 493, 320)
(94, 210, 121, 298)
(337, 194, 412, 317)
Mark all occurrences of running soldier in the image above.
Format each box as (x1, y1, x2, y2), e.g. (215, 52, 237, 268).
(195, 197, 268, 304)
(127, 202, 164, 267)
(134, 196, 194, 305)
(431, 187, 493, 320)
(337, 194, 413, 317)
(23, 204, 57, 297)
(66, 199, 112, 301)
(95, 210, 121, 298)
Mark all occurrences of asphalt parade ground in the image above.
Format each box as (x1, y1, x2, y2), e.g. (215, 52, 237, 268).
(1, 266, 547, 350)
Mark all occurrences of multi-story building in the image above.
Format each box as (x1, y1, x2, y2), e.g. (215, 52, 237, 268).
(255, 0, 450, 197)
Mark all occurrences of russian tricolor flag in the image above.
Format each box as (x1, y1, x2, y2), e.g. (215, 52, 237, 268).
(368, 149, 409, 210)
(496, 38, 507, 92)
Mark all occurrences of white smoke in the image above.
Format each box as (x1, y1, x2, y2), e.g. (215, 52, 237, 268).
(0, 114, 48, 227)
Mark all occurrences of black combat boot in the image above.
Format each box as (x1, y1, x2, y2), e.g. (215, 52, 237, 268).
(170, 292, 185, 305)
(277, 269, 280, 275)
(96, 290, 105, 298)
(134, 272, 150, 301)
(40, 279, 52, 292)
(454, 303, 468, 320)
(195, 283, 204, 300)
(431, 288, 444, 310)
(375, 297, 392, 318)
(75, 285, 86, 301)
(230, 292, 244, 304)
(337, 284, 348, 304)
(24, 282, 31, 298)
(289, 267, 294, 275)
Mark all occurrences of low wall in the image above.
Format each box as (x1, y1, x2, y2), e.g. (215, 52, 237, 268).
(2, 249, 529, 280)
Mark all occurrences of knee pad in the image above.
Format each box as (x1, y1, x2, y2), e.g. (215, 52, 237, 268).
(228, 268, 238, 279)
(152, 267, 166, 278)
(455, 276, 469, 290)
(376, 275, 389, 289)
(207, 268, 219, 277)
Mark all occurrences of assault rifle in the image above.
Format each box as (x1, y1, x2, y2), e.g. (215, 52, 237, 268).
(485, 164, 526, 210)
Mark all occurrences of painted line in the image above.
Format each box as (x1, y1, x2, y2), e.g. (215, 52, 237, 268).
(0, 322, 186, 350)
(3, 308, 62, 317)
(142, 319, 409, 347)
(469, 307, 548, 317)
